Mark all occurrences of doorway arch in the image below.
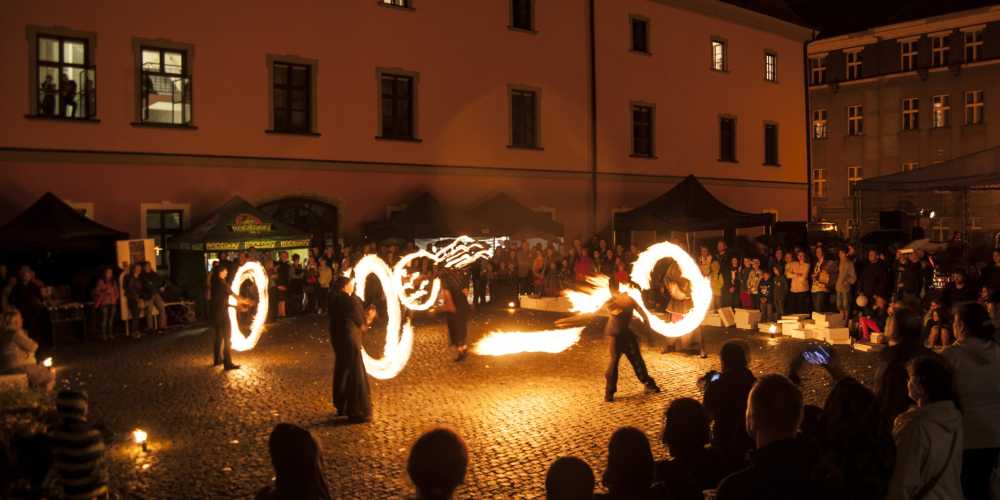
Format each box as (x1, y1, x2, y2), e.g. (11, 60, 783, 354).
(254, 191, 345, 248)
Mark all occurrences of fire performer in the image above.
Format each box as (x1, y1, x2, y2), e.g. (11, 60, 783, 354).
(210, 266, 253, 370)
(660, 259, 707, 358)
(438, 268, 471, 362)
(557, 276, 660, 402)
(328, 274, 376, 422)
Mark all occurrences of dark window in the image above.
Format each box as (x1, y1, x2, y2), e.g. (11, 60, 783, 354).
(719, 118, 736, 161)
(141, 47, 191, 124)
(511, 90, 537, 147)
(36, 35, 96, 118)
(147, 210, 183, 269)
(632, 105, 653, 156)
(512, 0, 532, 31)
(632, 18, 649, 53)
(273, 63, 311, 133)
(381, 74, 414, 139)
(764, 124, 778, 165)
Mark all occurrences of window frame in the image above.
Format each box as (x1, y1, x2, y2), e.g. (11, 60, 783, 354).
(378, 0, 415, 11)
(932, 94, 950, 128)
(510, 0, 535, 33)
(966, 90, 984, 125)
(845, 49, 862, 81)
(810, 55, 827, 86)
(931, 35, 950, 67)
(710, 36, 728, 72)
(629, 101, 655, 158)
(376, 67, 420, 142)
(718, 115, 737, 162)
(847, 166, 863, 195)
(764, 50, 778, 83)
(901, 98, 919, 131)
(812, 109, 827, 139)
(964, 29, 983, 62)
(763, 122, 779, 166)
(140, 202, 190, 272)
(266, 54, 319, 136)
(848, 105, 863, 136)
(132, 38, 195, 127)
(508, 83, 543, 149)
(812, 168, 827, 198)
(900, 39, 918, 72)
(629, 14, 651, 54)
(26, 25, 99, 120)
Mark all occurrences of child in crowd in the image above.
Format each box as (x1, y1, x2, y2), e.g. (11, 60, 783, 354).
(709, 261, 723, 310)
(836, 249, 857, 323)
(747, 259, 763, 310)
(759, 270, 774, 323)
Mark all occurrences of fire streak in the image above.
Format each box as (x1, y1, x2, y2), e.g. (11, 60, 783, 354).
(228, 262, 269, 351)
(473, 328, 584, 356)
(392, 236, 490, 311)
(353, 255, 415, 379)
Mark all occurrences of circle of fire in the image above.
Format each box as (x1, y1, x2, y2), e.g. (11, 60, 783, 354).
(628, 241, 713, 337)
(352, 255, 415, 379)
(228, 262, 269, 351)
(392, 250, 442, 311)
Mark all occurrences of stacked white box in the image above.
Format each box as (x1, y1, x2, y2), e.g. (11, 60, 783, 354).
(734, 308, 761, 330)
(782, 314, 811, 321)
(812, 312, 847, 328)
(701, 312, 723, 327)
(718, 308, 736, 327)
(869, 332, 883, 344)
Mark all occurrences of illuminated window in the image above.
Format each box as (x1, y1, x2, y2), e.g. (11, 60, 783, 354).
(810, 56, 826, 85)
(932, 35, 950, 67)
(932, 218, 950, 241)
(902, 98, 918, 130)
(630, 15, 649, 53)
(380, 73, 416, 140)
(901, 40, 918, 71)
(902, 163, 918, 171)
(846, 50, 862, 80)
(382, 0, 410, 7)
(139, 47, 191, 125)
(763, 123, 779, 165)
(711, 38, 727, 71)
(765, 52, 777, 82)
(812, 168, 827, 198)
(966, 90, 984, 124)
(933, 95, 950, 127)
(972, 217, 983, 230)
(965, 29, 983, 62)
(719, 117, 736, 161)
(511, 0, 533, 31)
(631, 104, 654, 157)
(812, 109, 827, 139)
(510, 88, 539, 148)
(34, 34, 96, 119)
(848, 105, 863, 135)
(847, 166, 863, 195)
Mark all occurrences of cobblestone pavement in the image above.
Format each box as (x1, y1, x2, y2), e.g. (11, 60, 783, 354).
(47, 307, 879, 499)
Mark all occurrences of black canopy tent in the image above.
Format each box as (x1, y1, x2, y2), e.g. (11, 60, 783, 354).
(464, 193, 564, 242)
(613, 175, 775, 237)
(851, 146, 1000, 246)
(365, 192, 490, 241)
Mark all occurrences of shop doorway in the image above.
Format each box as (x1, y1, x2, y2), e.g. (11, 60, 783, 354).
(257, 198, 338, 249)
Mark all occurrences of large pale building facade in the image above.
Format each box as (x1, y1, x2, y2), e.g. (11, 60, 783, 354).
(0, 0, 811, 272)
(807, 3, 1000, 242)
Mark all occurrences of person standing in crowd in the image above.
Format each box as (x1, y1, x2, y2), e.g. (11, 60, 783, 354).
(898, 251, 926, 307)
(438, 269, 472, 362)
(747, 259, 763, 310)
(288, 254, 305, 316)
(317, 257, 332, 316)
(811, 247, 836, 313)
(941, 268, 978, 310)
(470, 255, 487, 307)
(715, 240, 731, 276)
(1, 309, 55, 391)
(407, 428, 468, 500)
(546, 456, 595, 500)
(738, 257, 752, 309)
(876, 307, 937, 424)
(141, 261, 166, 333)
(93, 267, 119, 341)
(709, 261, 724, 310)
(703, 340, 756, 469)
(275, 251, 290, 319)
(786, 251, 811, 314)
(210, 266, 251, 371)
(773, 257, 790, 320)
(758, 270, 774, 323)
(517, 241, 532, 296)
(256, 423, 331, 500)
(858, 249, 889, 317)
(885, 355, 963, 500)
(123, 263, 144, 338)
(328, 274, 375, 422)
(698, 245, 713, 277)
(941, 303, 1000, 500)
(655, 398, 732, 500)
(9, 267, 46, 344)
(52, 390, 107, 500)
(835, 248, 857, 323)
(597, 427, 664, 500)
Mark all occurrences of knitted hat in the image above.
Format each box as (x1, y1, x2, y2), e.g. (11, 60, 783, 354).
(752, 258, 761, 265)
(56, 390, 89, 419)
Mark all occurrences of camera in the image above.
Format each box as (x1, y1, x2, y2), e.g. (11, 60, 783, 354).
(802, 346, 831, 365)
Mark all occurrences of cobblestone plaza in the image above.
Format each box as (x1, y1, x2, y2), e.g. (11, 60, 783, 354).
(51, 309, 878, 499)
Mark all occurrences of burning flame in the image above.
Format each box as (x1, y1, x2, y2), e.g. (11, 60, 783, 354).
(769, 324, 777, 333)
(133, 429, 147, 444)
(391, 237, 489, 311)
(228, 262, 269, 352)
(353, 255, 414, 379)
(562, 242, 711, 338)
(42, 357, 52, 367)
(473, 328, 584, 356)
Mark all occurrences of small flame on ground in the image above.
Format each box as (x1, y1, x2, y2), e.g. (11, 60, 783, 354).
(473, 328, 584, 356)
(133, 429, 147, 444)
(42, 357, 52, 367)
(769, 324, 777, 333)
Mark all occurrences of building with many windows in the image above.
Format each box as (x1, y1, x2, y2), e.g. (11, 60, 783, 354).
(805, 1, 1000, 241)
(0, 0, 812, 274)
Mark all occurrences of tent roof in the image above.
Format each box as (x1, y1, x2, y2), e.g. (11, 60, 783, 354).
(0, 192, 128, 252)
(854, 146, 1000, 192)
(464, 193, 563, 240)
(167, 196, 312, 252)
(365, 192, 490, 241)
(613, 175, 775, 232)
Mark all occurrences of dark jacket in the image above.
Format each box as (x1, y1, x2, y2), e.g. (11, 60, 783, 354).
(122, 273, 143, 301)
(703, 368, 756, 468)
(716, 435, 843, 500)
(140, 271, 163, 299)
(941, 281, 978, 310)
(328, 291, 366, 350)
(655, 447, 732, 500)
(858, 260, 889, 299)
(898, 261, 923, 296)
(875, 340, 938, 424)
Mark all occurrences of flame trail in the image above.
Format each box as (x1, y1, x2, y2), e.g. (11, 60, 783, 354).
(353, 255, 414, 379)
(473, 328, 584, 356)
(228, 262, 269, 351)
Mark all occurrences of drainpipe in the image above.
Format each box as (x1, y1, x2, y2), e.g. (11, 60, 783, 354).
(804, 31, 817, 222)
(588, 0, 598, 238)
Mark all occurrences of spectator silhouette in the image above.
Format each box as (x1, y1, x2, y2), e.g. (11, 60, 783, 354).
(885, 355, 963, 500)
(703, 340, 756, 469)
(408, 428, 467, 500)
(655, 398, 731, 500)
(876, 307, 937, 425)
(52, 390, 107, 500)
(716, 374, 843, 500)
(596, 426, 664, 499)
(546, 456, 595, 500)
(256, 423, 331, 500)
